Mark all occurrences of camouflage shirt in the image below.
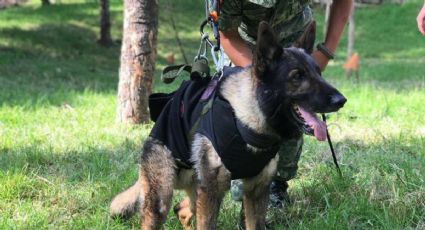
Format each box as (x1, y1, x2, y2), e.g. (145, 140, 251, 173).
(218, 0, 313, 46)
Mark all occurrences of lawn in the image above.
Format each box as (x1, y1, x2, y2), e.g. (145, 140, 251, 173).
(0, 0, 424, 229)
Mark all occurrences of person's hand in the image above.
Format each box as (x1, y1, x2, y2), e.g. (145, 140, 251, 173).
(417, 4, 425, 35)
(311, 50, 330, 72)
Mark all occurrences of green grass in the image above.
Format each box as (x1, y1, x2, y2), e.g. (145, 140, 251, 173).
(0, 0, 424, 229)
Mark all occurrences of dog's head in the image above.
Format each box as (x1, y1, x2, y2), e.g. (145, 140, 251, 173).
(253, 21, 346, 140)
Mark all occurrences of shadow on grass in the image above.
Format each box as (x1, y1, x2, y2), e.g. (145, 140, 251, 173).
(0, 2, 118, 108)
(0, 2, 118, 27)
(0, 23, 121, 108)
(0, 12, 202, 108)
(1, 25, 104, 57)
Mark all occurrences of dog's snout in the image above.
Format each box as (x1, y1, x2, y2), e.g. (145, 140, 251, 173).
(330, 94, 347, 108)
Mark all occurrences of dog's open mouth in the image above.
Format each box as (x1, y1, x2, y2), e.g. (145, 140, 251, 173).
(291, 105, 327, 141)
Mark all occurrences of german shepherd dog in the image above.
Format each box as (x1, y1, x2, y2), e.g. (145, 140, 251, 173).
(110, 22, 346, 230)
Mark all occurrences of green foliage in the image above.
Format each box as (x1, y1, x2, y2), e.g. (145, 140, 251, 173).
(0, 0, 424, 229)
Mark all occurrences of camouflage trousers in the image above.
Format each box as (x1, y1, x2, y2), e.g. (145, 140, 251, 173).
(238, 6, 313, 47)
(230, 137, 303, 201)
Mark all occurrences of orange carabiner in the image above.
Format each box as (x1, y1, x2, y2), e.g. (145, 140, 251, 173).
(209, 10, 218, 22)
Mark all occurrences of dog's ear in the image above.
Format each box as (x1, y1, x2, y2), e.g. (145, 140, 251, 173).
(293, 21, 316, 54)
(254, 21, 283, 79)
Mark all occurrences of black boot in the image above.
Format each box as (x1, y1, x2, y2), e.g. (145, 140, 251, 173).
(269, 180, 290, 209)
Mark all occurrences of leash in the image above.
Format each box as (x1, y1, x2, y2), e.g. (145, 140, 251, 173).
(321, 114, 342, 177)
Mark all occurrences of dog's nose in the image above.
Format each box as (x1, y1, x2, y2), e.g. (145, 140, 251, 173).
(330, 94, 347, 108)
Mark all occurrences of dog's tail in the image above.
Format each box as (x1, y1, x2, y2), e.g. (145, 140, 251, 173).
(110, 180, 142, 219)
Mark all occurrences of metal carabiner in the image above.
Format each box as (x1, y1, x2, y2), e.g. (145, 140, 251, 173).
(210, 46, 224, 72)
(195, 33, 209, 62)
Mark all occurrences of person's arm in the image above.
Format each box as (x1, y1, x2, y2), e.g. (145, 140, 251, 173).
(218, 0, 252, 67)
(312, 0, 353, 71)
(220, 29, 253, 66)
(417, 3, 425, 35)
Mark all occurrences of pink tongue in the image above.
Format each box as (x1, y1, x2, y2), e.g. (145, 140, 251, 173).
(298, 107, 327, 141)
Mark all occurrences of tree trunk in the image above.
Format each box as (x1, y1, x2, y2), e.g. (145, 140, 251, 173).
(98, 0, 113, 46)
(347, 4, 355, 60)
(42, 0, 50, 6)
(116, 0, 158, 124)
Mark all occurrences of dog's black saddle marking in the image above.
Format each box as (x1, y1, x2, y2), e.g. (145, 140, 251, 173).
(150, 66, 281, 179)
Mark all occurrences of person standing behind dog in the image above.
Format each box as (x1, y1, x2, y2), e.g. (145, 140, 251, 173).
(217, 0, 353, 212)
(417, 2, 425, 35)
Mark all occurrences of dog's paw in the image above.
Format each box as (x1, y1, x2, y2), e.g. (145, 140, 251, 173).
(174, 197, 194, 230)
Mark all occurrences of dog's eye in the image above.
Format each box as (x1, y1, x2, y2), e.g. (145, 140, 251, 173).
(289, 69, 303, 82)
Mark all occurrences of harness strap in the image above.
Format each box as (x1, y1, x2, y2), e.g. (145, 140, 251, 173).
(188, 91, 215, 142)
(235, 119, 281, 149)
(191, 58, 210, 79)
(161, 60, 211, 84)
(161, 64, 192, 84)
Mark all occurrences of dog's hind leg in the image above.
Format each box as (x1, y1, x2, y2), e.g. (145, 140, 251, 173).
(174, 196, 193, 230)
(174, 186, 196, 230)
(174, 171, 197, 230)
(138, 141, 177, 230)
(242, 155, 279, 230)
(192, 135, 231, 230)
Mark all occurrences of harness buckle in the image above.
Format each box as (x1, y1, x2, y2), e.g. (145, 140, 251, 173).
(191, 56, 210, 80)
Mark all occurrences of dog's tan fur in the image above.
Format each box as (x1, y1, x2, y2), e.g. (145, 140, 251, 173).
(110, 180, 141, 218)
(220, 69, 270, 134)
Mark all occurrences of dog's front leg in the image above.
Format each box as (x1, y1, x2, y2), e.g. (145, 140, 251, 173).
(196, 166, 230, 229)
(242, 155, 279, 230)
(192, 136, 231, 230)
(242, 186, 269, 230)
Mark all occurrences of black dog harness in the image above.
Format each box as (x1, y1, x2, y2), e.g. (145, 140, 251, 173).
(149, 67, 281, 179)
